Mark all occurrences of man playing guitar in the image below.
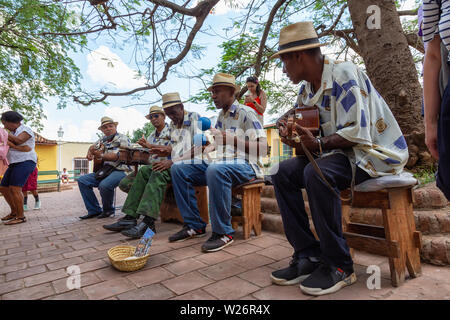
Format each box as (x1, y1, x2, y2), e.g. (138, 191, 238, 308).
(78, 116, 131, 219)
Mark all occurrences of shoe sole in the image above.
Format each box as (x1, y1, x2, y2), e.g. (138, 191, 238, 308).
(169, 233, 207, 243)
(103, 225, 135, 232)
(299, 273, 357, 296)
(202, 239, 234, 253)
(270, 273, 311, 286)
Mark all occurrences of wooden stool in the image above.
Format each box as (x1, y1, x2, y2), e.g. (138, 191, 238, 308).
(159, 185, 209, 224)
(341, 186, 422, 287)
(231, 179, 265, 239)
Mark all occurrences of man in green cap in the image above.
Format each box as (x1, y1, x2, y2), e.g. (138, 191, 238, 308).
(103, 105, 172, 238)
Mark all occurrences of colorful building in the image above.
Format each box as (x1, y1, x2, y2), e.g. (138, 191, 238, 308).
(264, 123, 294, 167)
(58, 141, 93, 175)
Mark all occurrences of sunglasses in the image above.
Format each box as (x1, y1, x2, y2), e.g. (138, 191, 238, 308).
(149, 114, 161, 119)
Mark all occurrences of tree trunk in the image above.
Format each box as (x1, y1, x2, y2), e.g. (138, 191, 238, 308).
(347, 0, 422, 134)
(347, 0, 430, 168)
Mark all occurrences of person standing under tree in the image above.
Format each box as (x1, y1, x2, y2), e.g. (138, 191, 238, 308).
(244, 76, 267, 125)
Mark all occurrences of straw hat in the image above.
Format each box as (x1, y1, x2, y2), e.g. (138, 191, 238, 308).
(162, 92, 183, 109)
(207, 73, 240, 93)
(145, 105, 164, 119)
(271, 21, 327, 59)
(98, 116, 118, 130)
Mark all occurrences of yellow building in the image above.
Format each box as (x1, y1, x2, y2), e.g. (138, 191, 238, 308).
(264, 123, 294, 165)
(58, 141, 93, 175)
(34, 133, 58, 181)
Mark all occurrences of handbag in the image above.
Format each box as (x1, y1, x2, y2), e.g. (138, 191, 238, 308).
(94, 164, 116, 181)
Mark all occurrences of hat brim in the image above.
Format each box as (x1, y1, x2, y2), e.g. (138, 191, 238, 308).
(98, 122, 118, 130)
(270, 42, 328, 59)
(163, 101, 185, 110)
(145, 111, 165, 119)
(207, 83, 240, 93)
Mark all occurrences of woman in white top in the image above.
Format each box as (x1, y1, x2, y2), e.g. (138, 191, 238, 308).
(0, 111, 37, 225)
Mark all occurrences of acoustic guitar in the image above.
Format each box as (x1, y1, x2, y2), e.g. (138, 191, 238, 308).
(91, 134, 115, 172)
(278, 105, 320, 140)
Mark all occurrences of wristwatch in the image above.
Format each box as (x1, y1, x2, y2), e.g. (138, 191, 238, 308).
(317, 137, 324, 155)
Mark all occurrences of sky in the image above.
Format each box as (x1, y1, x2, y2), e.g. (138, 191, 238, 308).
(36, 0, 418, 143)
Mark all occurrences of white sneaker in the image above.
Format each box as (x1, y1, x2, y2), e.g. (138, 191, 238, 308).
(34, 200, 41, 210)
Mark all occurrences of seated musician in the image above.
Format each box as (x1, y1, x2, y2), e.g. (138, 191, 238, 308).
(103, 105, 172, 238)
(104, 93, 202, 237)
(269, 22, 408, 296)
(168, 73, 267, 253)
(78, 117, 131, 219)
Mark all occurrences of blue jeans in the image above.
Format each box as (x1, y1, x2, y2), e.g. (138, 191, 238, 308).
(171, 160, 256, 235)
(77, 170, 126, 215)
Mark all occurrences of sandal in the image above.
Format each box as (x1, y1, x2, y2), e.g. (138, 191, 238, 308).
(1, 213, 16, 221)
(4, 217, 26, 225)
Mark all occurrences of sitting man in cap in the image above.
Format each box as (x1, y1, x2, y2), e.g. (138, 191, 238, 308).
(168, 73, 267, 253)
(103, 106, 172, 238)
(269, 22, 408, 296)
(78, 116, 131, 219)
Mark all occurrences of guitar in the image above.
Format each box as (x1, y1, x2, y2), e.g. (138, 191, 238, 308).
(278, 105, 320, 140)
(90, 134, 115, 172)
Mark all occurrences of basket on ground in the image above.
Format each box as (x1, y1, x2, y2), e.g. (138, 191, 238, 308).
(107, 245, 150, 272)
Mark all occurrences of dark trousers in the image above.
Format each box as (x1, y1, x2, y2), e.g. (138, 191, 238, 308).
(271, 153, 371, 271)
(437, 74, 450, 200)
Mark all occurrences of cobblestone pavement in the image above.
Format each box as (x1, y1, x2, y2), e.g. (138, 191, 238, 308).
(0, 187, 449, 300)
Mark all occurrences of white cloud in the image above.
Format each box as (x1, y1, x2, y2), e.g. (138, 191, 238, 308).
(104, 107, 148, 137)
(39, 106, 148, 143)
(86, 46, 147, 90)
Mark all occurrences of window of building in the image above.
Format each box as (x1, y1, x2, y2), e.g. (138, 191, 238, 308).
(282, 143, 293, 157)
(73, 158, 89, 175)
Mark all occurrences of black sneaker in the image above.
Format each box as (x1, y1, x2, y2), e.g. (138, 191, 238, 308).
(271, 257, 320, 285)
(121, 221, 154, 239)
(168, 225, 206, 242)
(201, 233, 234, 252)
(300, 263, 357, 296)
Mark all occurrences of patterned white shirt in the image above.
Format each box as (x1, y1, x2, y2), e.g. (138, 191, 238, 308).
(147, 123, 171, 163)
(213, 102, 267, 178)
(422, 0, 450, 60)
(95, 133, 131, 171)
(296, 56, 408, 177)
(169, 111, 200, 160)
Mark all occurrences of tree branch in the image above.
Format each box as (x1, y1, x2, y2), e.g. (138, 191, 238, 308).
(405, 32, 424, 54)
(397, 9, 419, 16)
(254, 0, 288, 76)
(73, 0, 220, 105)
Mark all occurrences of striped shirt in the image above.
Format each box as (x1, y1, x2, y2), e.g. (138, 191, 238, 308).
(297, 57, 408, 177)
(422, 0, 450, 60)
(169, 111, 200, 159)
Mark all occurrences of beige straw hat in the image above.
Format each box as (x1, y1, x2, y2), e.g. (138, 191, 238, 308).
(207, 73, 240, 93)
(145, 105, 164, 119)
(98, 116, 118, 130)
(271, 21, 328, 59)
(162, 92, 183, 109)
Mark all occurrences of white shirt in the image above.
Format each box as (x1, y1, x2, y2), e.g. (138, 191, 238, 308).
(423, 0, 450, 60)
(297, 57, 408, 177)
(8, 124, 37, 164)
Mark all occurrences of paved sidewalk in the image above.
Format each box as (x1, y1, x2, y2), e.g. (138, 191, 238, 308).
(0, 187, 449, 300)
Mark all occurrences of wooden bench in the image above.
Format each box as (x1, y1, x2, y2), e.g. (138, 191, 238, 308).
(159, 180, 265, 240)
(231, 179, 265, 239)
(159, 185, 209, 224)
(341, 186, 422, 287)
(37, 170, 61, 192)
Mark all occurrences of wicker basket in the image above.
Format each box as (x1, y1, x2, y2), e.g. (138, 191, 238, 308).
(107, 245, 150, 272)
